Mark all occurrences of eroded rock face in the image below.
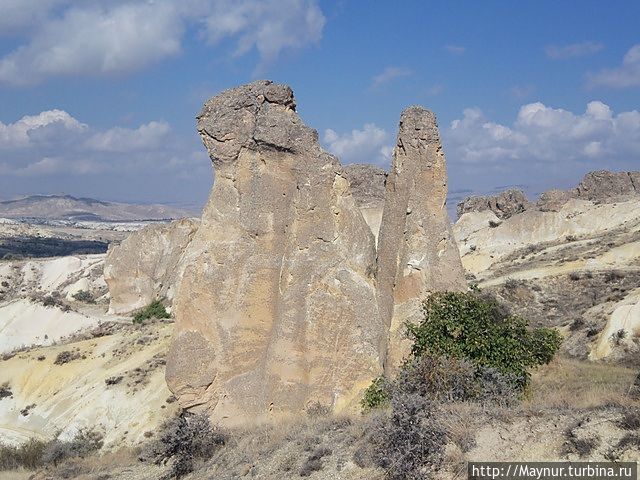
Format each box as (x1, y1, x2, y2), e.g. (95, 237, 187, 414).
(376, 106, 467, 371)
(342, 163, 387, 242)
(536, 189, 575, 212)
(457, 189, 531, 219)
(575, 170, 640, 202)
(342, 164, 387, 209)
(166, 81, 384, 424)
(104, 218, 198, 314)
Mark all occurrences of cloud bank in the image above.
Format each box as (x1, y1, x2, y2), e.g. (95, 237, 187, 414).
(0, 0, 326, 85)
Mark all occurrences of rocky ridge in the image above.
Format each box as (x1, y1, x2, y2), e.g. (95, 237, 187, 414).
(457, 170, 640, 219)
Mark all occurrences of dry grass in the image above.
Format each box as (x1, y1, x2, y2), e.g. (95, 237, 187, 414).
(197, 413, 377, 479)
(524, 356, 637, 410)
(0, 470, 32, 480)
(25, 448, 140, 480)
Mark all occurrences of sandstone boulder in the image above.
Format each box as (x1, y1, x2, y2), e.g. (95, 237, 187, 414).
(376, 106, 467, 371)
(457, 189, 531, 219)
(104, 218, 198, 314)
(166, 81, 384, 424)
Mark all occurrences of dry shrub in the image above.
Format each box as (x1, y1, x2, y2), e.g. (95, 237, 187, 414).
(142, 413, 227, 479)
(617, 409, 640, 430)
(370, 394, 446, 480)
(0, 428, 103, 472)
(562, 418, 600, 458)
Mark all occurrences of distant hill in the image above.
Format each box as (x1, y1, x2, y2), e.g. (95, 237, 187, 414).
(0, 194, 193, 222)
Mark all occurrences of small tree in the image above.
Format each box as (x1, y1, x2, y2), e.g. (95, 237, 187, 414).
(407, 291, 562, 387)
(133, 300, 171, 324)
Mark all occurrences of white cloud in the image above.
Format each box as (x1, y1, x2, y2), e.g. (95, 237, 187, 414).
(371, 67, 412, 89)
(85, 121, 170, 152)
(200, 0, 325, 69)
(323, 124, 391, 165)
(545, 41, 603, 60)
(444, 101, 640, 167)
(444, 45, 465, 55)
(588, 44, 640, 88)
(0, 109, 202, 180)
(0, 2, 182, 86)
(0, 110, 87, 148)
(0, 0, 326, 85)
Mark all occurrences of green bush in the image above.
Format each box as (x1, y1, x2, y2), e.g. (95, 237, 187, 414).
(360, 376, 389, 412)
(407, 291, 561, 387)
(133, 300, 171, 324)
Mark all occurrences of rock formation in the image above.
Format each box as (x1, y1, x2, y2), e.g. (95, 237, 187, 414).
(104, 218, 199, 314)
(342, 164, 387, 209)
(342, 163, 386, 243)
(376, 106, 467, 371)
(166, 81, 385, 424)
(457, 189, 531, 219)
(536, 189, 575, 212)
(574, 170, 640, 202)
(458, 170, 640, 218)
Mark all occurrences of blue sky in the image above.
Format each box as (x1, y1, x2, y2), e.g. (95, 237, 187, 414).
(0, 0, 639, 211)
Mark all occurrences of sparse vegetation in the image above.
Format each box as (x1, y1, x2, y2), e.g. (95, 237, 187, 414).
(357, 291, 564, 478)
(609, 328, 627, 346)
(133, 300, 171, 324)
(104, 375, 123, 386)
(562, 418, 599, 458)
(361, 376, 390, 412)
(617, 409, 640, 431)
(54, 350, 81, 365)
(0, 382, 12, 400)
(72, 290, 95, 304)
(142, 413, 227, 479)
(305, 401, 331, 418)
(488, 220, 501, 228)
(407, 291, 562, 387)
(299, 446, 332, 477)
(0, 428, 103, 471)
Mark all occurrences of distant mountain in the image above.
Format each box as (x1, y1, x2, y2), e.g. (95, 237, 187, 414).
(0, 195, 193, 222)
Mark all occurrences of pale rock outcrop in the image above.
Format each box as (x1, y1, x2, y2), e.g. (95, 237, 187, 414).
(342, 163, 387, 243)
(575, 170, 640, 202)
(536, 189, 575, 212)
(376, 106, 467, 371)
(104, 218, 199, 314)
(590, 288, 640, 361)
(166, 81, 384, 424)
(455, 198, 640, 278)
(457, 189, 531, 219)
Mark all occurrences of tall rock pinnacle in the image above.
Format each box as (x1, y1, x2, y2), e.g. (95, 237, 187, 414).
(376, 106, 467, 371)
(165, 81, 385, 424)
